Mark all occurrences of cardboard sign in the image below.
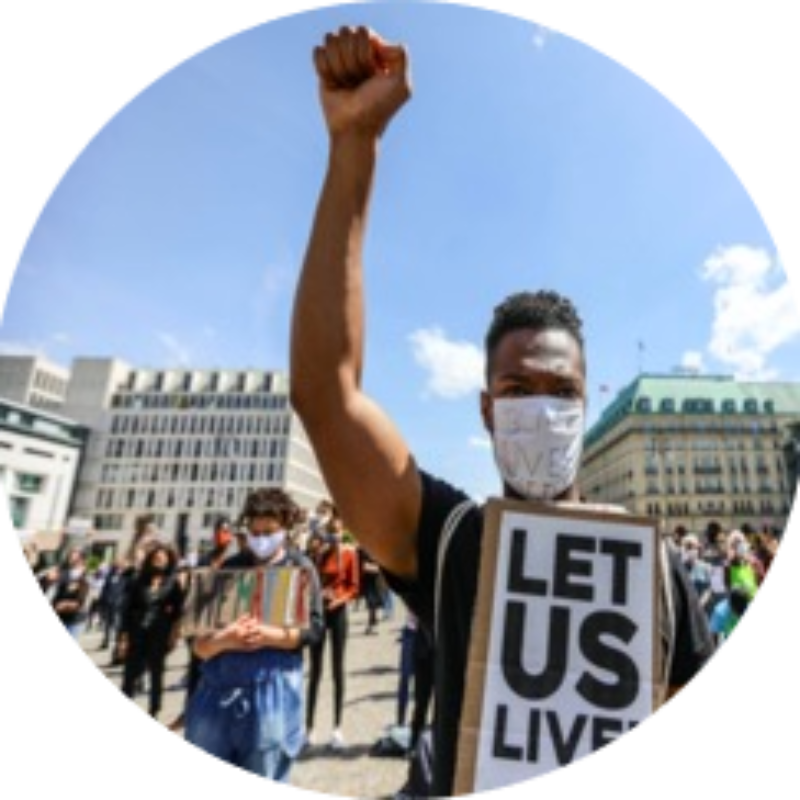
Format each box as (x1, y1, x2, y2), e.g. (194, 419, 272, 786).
(181, 566, 313, 636)
(455, 499, 662, 793)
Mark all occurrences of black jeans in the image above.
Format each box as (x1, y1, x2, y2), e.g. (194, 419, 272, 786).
(306, 604, 348, 730)
(122, 629, 170, 716)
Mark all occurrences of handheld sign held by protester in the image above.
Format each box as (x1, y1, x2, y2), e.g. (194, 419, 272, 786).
(181, 566, 313, 636)
(454, 499, 662, 793)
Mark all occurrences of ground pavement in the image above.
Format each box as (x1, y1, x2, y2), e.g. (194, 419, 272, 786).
(79, 605, 410, 798)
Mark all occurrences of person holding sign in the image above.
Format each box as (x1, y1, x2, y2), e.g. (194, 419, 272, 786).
(184, 488, 324, 782)
(290, 26, 714, 796)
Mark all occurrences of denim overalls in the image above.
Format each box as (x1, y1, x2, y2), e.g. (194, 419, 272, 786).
(185, 648, 305, 781)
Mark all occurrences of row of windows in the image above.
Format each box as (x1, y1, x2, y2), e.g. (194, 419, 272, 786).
(636, 396, 776, 415)
(110, 412, 291, 437)
(94, 509, 263, 533)
(645, 498, 785, 517)
(644, 456, 780, 473)
(33, 369, 67, 397)
(94, 476, 284, 513)
(104, 436, 288, 461)
(111, 392, 289, 411)
(123, 371, 277, 394)
(644, 480, 780, 495)
(643, 436, 782, 453)
(0, 406, 82, 441)
(99, 458, 283, 486)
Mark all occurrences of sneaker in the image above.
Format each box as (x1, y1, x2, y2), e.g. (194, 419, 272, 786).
(328, 730, 346, 751)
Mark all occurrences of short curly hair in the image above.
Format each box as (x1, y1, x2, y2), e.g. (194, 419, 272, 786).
(239, 487, 300, 530)
(484, 290, 585, 381)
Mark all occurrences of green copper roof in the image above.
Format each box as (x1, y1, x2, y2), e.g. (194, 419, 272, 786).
(585, 373, 800, 448)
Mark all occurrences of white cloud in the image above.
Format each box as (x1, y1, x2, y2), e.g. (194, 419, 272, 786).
(680, 350, 705, 373)
(469, 434, 492, 449)
(532, 24, 553, 50)
(408, 327, 484, 399)
(156, 332, 192, 367)
(699, 245, 800, 379)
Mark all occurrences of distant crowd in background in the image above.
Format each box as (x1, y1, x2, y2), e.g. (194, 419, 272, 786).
(668, 519, 781, 644)
(32, 496, 429, 788)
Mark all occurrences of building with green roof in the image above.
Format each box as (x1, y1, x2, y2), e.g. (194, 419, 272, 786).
(581, 373, 800, 536)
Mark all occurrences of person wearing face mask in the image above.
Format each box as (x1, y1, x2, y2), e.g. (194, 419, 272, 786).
(289, 26, 714, 796)
(724, 530, 761, 601)
(118, 543, 185, 719)
(185, 488, 324, 782)
(304, 506, 360, 751)
(680, 533, 713, 613)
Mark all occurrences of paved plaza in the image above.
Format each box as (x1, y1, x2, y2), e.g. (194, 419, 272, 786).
(79, 605, 410, 798)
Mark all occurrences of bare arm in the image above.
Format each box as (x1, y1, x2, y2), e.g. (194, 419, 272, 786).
(290, 27, 420, 580)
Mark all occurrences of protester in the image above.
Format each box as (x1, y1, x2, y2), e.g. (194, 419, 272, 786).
(358, 546, 383, 635)
(680, 533, 713, 612)
(709, 586, 750, 646)
(725, 530, 761, 600)
(51, 547, 90, 638)
(290, 25, 715, 796)
(752, 525, 780, 576)
(126, 513, 161, 569)
(702, 521, 729, 616)
(119, 542, 185, 719)
(185, 488, 324, 782)
(305, 506, 360, 751)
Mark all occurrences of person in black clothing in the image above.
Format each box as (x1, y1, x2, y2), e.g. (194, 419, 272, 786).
(358, 546, 383, 635)
(119, 543, 185, 718)
(290, 26, 715, 797)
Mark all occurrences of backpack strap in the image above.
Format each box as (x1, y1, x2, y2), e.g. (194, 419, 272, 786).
(434, 498, 475, 643)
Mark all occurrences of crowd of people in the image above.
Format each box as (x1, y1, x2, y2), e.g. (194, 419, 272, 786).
(35, 496, 418, 785)
(24, 23, 790, 798)
(672, 520, 781, 645)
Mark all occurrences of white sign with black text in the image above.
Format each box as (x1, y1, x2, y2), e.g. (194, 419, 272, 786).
(457, 501, 660, 793)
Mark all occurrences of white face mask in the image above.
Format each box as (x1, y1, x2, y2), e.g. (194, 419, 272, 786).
(247, 530, 285, 562)
(491, 396, 584, 501)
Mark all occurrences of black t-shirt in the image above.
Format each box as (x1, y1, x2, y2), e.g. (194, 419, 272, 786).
(383, 471, 715, 797)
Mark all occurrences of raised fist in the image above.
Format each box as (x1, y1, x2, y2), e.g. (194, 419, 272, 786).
(313, 26, 412, 139)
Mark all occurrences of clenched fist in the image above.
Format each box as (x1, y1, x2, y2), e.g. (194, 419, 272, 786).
(313, 26, 411, 139)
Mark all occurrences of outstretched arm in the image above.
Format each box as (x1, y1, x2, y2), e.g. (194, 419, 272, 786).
(290, 27, 420, 580)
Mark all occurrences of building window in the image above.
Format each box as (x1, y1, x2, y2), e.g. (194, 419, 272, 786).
(9, 496, 29, 528)
(15, 473, 44, 493)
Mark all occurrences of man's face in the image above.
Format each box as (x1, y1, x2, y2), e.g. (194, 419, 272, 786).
(480, 327, 586, 500)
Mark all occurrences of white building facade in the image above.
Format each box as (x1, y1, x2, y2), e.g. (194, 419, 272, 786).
(0, 355, 70, 412)
(59, 359, 328, 556)
(0, 399, 87, 541)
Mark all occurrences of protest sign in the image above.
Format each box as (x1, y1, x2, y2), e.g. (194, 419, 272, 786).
(181, 565, 313, 636)
(454, 499, 662, 793)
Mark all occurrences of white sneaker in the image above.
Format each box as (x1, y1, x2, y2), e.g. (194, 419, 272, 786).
(329, 729, 346, 751)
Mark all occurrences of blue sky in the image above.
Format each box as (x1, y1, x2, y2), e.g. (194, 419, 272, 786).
(2, 1, 799, 500)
